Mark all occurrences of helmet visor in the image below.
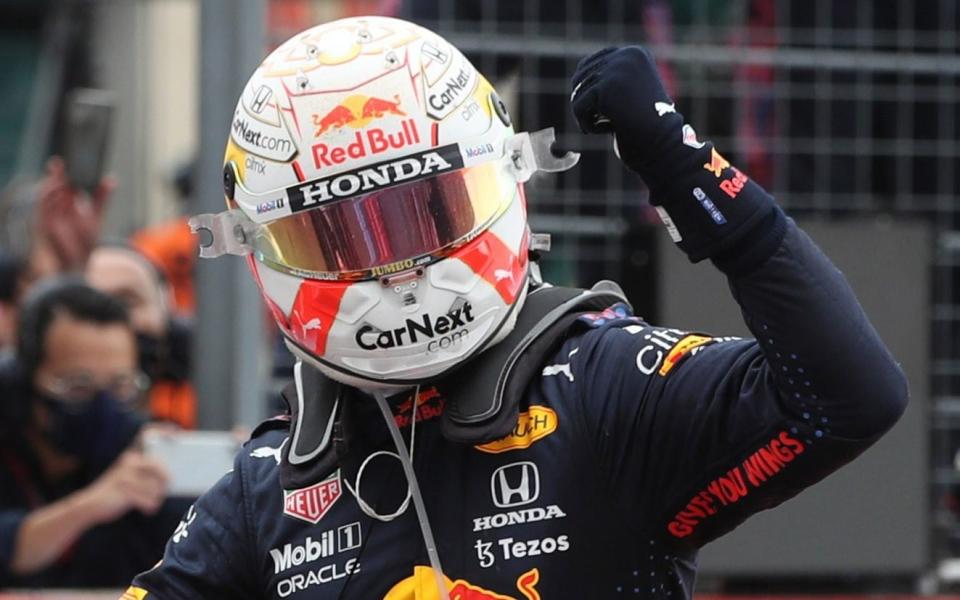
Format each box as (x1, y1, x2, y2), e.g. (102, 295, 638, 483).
(249, 160, 518, 280)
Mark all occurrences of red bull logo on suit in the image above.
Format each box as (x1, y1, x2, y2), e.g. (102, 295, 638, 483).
(383, 566, 541, 600)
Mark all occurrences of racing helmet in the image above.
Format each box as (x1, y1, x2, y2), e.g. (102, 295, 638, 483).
(192, 16, 577, 388)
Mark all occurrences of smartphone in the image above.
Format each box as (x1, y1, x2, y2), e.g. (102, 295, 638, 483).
(64, 88, 115, 193)
(143, 430, 240, 497)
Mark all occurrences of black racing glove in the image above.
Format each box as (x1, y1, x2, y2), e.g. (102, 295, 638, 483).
(570, 46, 786, 273)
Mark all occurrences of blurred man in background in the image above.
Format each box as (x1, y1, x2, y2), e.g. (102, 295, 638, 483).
(86, 245, 196, 428)
(0, 278, 181, 589)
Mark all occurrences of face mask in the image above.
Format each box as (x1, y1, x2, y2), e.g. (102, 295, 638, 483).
(136, 332, 166, 382)
(137, 318, 191, 382)
(37, 391, 144, 467)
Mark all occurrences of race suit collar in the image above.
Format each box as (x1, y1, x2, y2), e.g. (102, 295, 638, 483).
(278, 282, 630, 491)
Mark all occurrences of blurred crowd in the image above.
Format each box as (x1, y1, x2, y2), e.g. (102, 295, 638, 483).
(0, 157, 199, 588)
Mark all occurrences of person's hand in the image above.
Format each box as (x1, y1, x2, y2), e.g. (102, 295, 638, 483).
(77, 451, 169, 525)
(570, 46, 682, 176)
(33, 156, 114, 274)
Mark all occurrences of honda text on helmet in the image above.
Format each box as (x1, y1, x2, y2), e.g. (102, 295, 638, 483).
(192, 16, 577, 388)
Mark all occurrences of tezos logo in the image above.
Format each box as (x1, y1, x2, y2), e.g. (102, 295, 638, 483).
(355, 303, 475, 352)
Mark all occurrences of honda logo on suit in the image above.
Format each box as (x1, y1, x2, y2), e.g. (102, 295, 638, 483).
(491, 462, 540, 508)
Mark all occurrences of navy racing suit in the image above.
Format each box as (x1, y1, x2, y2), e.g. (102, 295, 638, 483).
(123, 217, 908, 599)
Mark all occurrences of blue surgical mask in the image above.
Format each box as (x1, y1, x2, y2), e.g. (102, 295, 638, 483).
(37, 391, 144, 468)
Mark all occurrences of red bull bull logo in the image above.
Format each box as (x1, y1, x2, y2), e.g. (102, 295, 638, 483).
(120, 586, 149, 600)
(310, 94, 421, 170)
(312, 94, 407, 137)
(394, 387, 445, 427)
(384, 566, 541, 600)
(703, 148, 731, 177)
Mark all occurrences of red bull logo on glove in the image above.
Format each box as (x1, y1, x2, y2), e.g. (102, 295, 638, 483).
(384, 566, 541, 600)
(703, 148, 731, 177)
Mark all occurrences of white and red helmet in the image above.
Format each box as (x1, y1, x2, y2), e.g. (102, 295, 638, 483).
(192, 16, 577, 388)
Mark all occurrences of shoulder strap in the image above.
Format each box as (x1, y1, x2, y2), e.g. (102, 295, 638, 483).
(439, 282, 629, 444)
(278, 362, 344, 490)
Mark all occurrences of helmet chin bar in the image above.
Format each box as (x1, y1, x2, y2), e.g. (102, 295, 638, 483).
(281, 278, 530, 390)
(189, 128, 578, 260)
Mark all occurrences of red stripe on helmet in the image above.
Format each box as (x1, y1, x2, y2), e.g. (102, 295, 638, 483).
(287, 279, 352, 358)
(292, 160, 306, 182)
(455, 227, 528, 305)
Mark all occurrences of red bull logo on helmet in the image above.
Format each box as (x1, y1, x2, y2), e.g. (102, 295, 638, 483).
(312, 94, 407, 136)
(383, 566, 541, 600)
(311, 94, 421, 170)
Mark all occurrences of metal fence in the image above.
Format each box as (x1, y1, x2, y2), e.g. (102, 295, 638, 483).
(401, 0, 960, 574)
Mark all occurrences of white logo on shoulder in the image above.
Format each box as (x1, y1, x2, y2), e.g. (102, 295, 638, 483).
(172, 505, 197, 544)
(542, 348, 578, 382)
(251, 437, 288, 465)
(655, 101, 676, 116)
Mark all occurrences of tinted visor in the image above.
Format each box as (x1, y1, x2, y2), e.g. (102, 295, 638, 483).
(251, 160, 518, 280)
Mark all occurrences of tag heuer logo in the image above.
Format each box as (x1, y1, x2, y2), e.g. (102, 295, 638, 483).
(283, 472, 342, 524)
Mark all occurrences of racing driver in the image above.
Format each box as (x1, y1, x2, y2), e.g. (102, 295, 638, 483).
(123, 16, 907, 600)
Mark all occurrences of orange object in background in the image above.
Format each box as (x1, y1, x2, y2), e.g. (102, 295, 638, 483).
(148, 380, 196, 430)
(130, 217, 196, 316)
(129, 218, 198, 428)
